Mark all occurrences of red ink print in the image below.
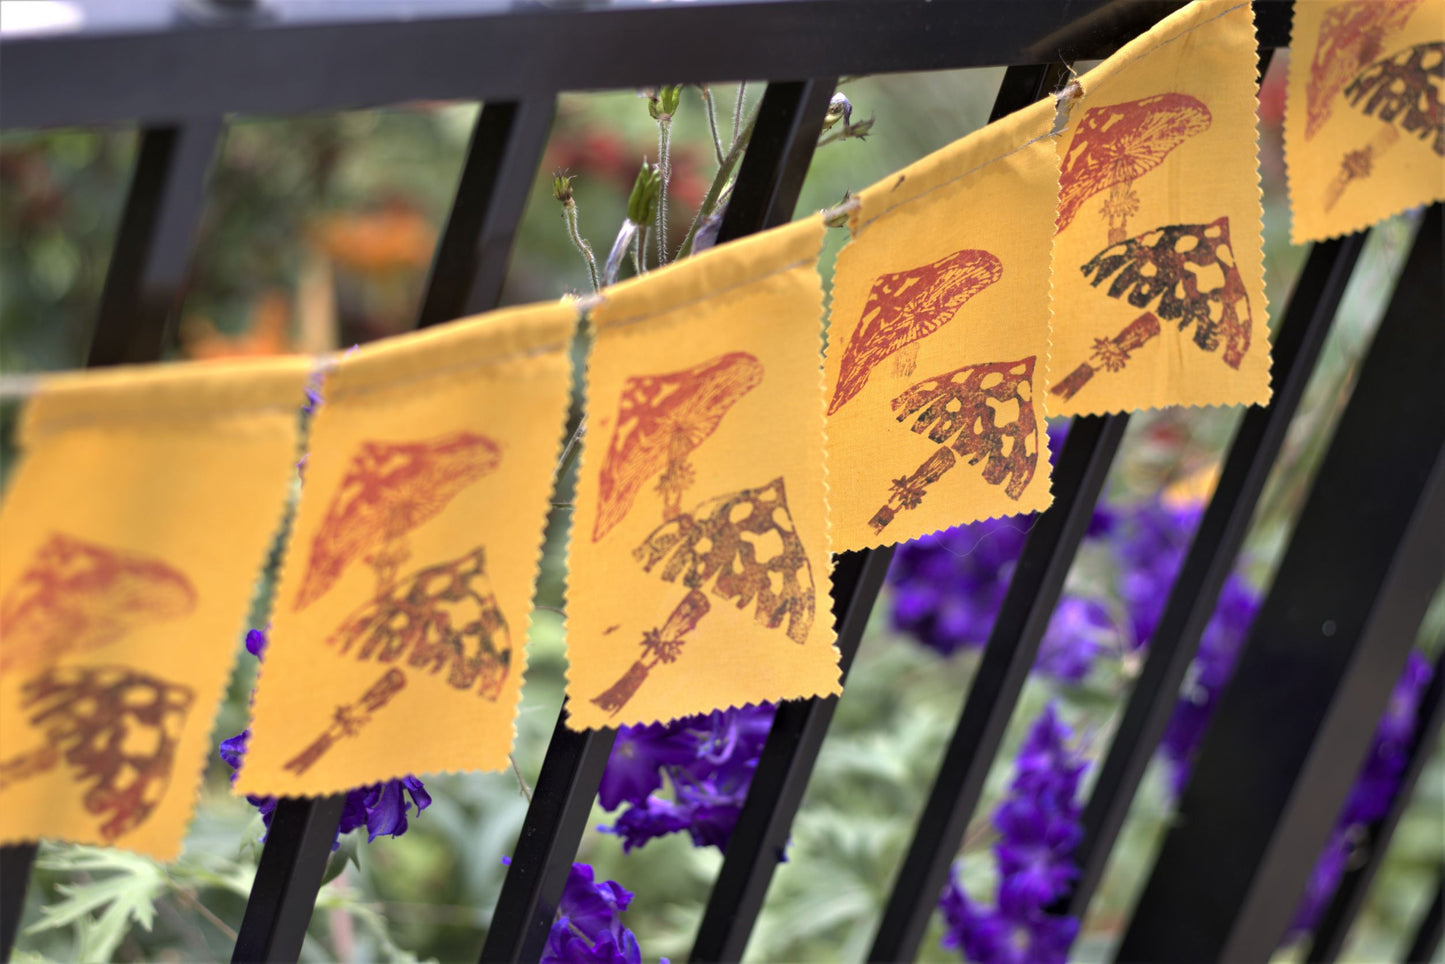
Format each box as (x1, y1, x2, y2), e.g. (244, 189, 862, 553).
(829, 249, 1002, 416)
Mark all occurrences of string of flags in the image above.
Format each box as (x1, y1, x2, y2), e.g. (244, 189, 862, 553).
(1, 0, 1440, 858)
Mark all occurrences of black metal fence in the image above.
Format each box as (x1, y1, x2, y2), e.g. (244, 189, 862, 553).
(1, 1, 1441, 962)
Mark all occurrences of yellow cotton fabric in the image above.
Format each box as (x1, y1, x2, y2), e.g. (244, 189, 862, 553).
(0, 358, 311, 859)
(1049, 0, 1272, 416)
(824, 97, 1058, 551)
(566, 218, 837, 731)
(237, 304, 575, 796)
(1286, 0, 1445, 243)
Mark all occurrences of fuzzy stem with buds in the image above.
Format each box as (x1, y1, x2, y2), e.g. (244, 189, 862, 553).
(676, 105, 759, 261)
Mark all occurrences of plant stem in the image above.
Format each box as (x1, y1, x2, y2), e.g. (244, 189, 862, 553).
(676, 105, 759, 261)
(701, 85, 726, 165)
(657, 116, 672, 266)
(562, 199, 600, 292)
(632, 225, 645, 276)
(732, 81, 747, 149)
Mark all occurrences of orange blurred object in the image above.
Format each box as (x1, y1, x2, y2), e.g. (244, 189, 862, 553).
(310, 203, 435, 275)
(182, 290, 295, 359)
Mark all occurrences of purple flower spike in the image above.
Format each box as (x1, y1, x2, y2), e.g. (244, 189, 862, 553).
(540, 863, 655, 964)
(939, 704, 1085, 963)
(1289, 651, 1433, 937)
(598, 704, 775, 854)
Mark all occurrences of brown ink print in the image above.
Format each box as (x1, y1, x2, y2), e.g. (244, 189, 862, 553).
(283, 433, 504, 772)
(0, 665, 194, 840)
(1052, 217, 1253, 402)
(592, 352, 763, 542)
(828, 249, 1002, 415)
(284, 548, 512, 774)
(592, 477, 815, 715)
(1325, 42, 1445, 211)
(868, 357, 1039, 534)
(0, 533, 196, 675)
(293, 431, 502, 611)
(1057, 94, 1212, 243)
(1306, 0, 1422, 139)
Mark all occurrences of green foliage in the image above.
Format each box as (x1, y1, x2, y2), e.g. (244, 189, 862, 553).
(27, 846, 165, 963)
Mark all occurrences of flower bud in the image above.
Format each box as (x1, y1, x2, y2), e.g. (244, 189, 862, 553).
(552, 172, 575, 204)
(648, 84, 684, 120)
(822, 92, 853, 131)
(626, 160, 663, 225)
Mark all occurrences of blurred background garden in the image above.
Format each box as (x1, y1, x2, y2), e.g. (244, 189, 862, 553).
(1, 54, 1441, 963)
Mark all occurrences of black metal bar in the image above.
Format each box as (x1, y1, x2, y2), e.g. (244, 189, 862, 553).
(689, 61, 1067, 964)
(1060, 230, 1370, 924)
(478, 77, 836, 963)
(0, 844, 37, 963)
(868, 413, 1129, 963)
(231, 795, 348, 963)
(477, 713, 617, 963)
(1405, 872, 1444, 964)
(688, 546, 894, 962)
(0, 1, 1292, 132)
(1306, 649, 1445, 962)
(85, 121, 223, 367)
(415, 98, 558, 327)
(1118, 205, 1445, 964)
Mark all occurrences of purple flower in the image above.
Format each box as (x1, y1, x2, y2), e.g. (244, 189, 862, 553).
(938, 704, 1084, 963)
(599, 721, 696, 811)
(1112, 499, 1204, 651)
(889, 517, 1033, 656)
(1289, 652, 1433, 937)
(887, 423, 1116, 679)
(1036, 598, 1115, 683)
(1159, 573, 1261, 792)
(599, 704, 773, 853)
(218, 628, 429, 848)
(540, 863, 662, 964)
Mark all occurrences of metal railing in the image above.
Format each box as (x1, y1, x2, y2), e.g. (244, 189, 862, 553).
(0, 1, 1440, 962)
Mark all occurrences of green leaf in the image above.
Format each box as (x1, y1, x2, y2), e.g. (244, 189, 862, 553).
(27, 846, 166, 963)
(320, 834, 359, 886)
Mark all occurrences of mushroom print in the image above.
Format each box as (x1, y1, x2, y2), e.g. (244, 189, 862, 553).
(0, 666, 194, 841)
(0, 534, 197, 839)
(1324, 41, 1444, 211)
(828, 248, 1002, 415)
(1305, 0, 1422, 140)
(1057, 93, 1212, 244)
(591, 477, 816, 715)
(293, 431, 502, 610)
(868, 357, 1039, 535)
(1051, 217, 1253, 402)
(0, 533, 196, 674)
(284, 547, 511, 774)
(282, 435, 508, 773)
(593, 352, 763, 542)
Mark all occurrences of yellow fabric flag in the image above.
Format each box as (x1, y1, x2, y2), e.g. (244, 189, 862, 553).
(825, 97, 1058, 551)
(1049, 0, 1272, 416)
(1286, 0, 1444, 243)
(237, 304, 574, 796)
(565, 218, 837, 731)
(0, 359, 311, 859)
